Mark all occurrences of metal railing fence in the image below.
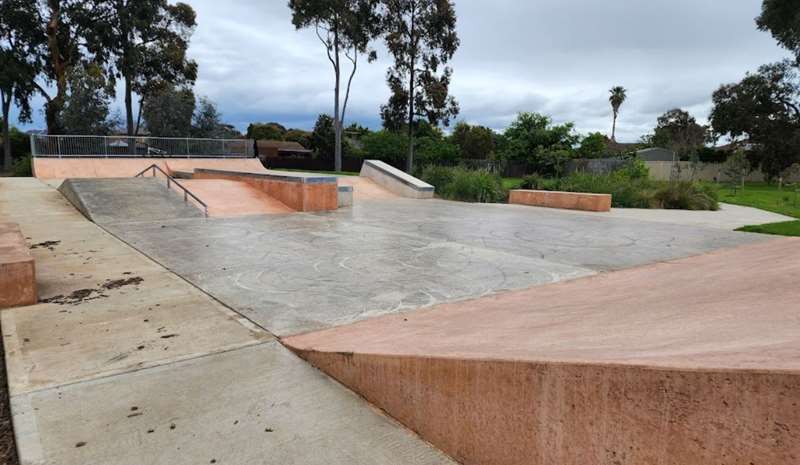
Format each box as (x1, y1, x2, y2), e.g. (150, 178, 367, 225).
(30, 134, 255, 158)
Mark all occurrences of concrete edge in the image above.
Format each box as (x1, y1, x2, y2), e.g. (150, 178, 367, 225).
(194, 168, 338, 185)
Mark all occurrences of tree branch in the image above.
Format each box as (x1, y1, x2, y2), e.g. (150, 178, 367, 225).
(315, 21, 337, 71)
(341, 47, 358, 123)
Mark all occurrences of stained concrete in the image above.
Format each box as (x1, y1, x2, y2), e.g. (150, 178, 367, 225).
(0, 178, 459, 465)
(103, 198, 764, 336)
(12, 343, 454, 465)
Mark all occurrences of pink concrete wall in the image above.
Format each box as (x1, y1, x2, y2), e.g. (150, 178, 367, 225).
(32, 158, 267, 179)
(510, 189, 612, 212)
(294, 352, 799, 465)
(0, 223, 37, 309)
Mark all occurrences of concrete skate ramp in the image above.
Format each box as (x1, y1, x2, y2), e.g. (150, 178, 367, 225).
(360, 160, 434, 199)
(59, 178, 205, 223)
(285, 238, 800, 465)
(180, 179, 294, 217)
(336, 176, 398, 201)
(33, 157, 267, 179)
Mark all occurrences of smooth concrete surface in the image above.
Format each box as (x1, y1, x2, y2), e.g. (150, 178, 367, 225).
(12, 343, 454, 465)
(286, 238, 800, 465)
(0, 178, 459, 465)
(58, 178, 205, 223)
(337, 185, 353, 207)
(102, 198, 763, 336)
(32, 157, 268, 179)
(336, 176, 399, 201)
(193, 169, 338, 212)
(509, 189, 612, 212)
(360, 160, 434, 199)
(180, 179, 294, 216)
(0, 222, 37, 308)
(606, 202, 795, 230)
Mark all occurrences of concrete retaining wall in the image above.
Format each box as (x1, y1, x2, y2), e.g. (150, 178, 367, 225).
(644, 161, 800, 182)
(510, 189, 612, 212)
(193, 169, 338, 212)
(0, 223, 37, 309)
(360, 160, 434, 199)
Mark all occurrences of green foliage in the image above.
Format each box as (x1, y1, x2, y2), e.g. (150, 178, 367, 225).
(737, 220, 800, 237)
(757, 0, 800, 61)
(577, 132, 608, 158)
(191, 97, 238, 138)
(501, 113, 579, 173)
(284, 129, 312, 148)
(13, 153, 31, 177)
(415, 136, 459, 165)
(652, 182, 719, 211)
(142, 85, 195, 137)
(360, 130, 408, 162)
(651, 108, 708, 160)
(451, 122, 495, 159)
(521, 161, 716, 210)
(61, 64, 118, 135)
(421, 166, 505, 203)
(711, 60, 800, 179)
(0, 125, 30, 159)
(723, 149, 751, 186)
(309, 114, 358, 159)
(609, 86, 627, 140)
(247, 122, 287, 141)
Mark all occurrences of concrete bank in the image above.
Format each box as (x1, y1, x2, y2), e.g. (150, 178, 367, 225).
(0, 178, 454, 465)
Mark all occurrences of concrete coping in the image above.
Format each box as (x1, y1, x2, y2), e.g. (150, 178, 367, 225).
(361, 160, 434, 192)
(193, 168, 337, 185)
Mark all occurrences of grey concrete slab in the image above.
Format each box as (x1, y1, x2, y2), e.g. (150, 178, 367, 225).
(103, 198, 764, 337)
(13, 342, 456, 465)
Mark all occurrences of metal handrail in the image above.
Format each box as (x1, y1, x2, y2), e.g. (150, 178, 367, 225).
(134, 164, 209, 217)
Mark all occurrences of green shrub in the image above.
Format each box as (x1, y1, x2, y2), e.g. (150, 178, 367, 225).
(422, 166, 506, 203)
(13, 154, 32, 177)
(652, 181, 719, 210)
(421, 165, 455, 191)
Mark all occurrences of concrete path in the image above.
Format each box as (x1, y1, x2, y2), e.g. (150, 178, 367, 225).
(285, 237, 800, 465)
(101, 198, 765, 336)
(0, 178, 454, 465)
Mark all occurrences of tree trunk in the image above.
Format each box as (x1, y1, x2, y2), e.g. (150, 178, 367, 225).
(1, 90, 12, 172)
(333, 33, 342, 172)
(45, 0, 67, 135)
(406, 7, 417, 174)
(611, 113, 617, 141)
(125, 77, 134, 136)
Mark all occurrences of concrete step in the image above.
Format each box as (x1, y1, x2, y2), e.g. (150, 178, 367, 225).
(58, 177, 206, 223)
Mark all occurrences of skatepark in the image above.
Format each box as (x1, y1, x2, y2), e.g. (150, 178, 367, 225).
(0, 136, 798, 464)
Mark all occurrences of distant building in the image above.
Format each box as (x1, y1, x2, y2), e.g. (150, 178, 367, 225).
(256, 140, 312, 159)
(636, 147, 675, 162)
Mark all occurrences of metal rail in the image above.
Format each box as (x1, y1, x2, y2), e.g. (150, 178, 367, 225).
(30, 134, 255, 158)
(134, 164, 209, 217)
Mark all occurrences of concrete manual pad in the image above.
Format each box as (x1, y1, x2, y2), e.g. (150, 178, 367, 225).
(12, 342, 455, 465)
(104, 197, 764, 336)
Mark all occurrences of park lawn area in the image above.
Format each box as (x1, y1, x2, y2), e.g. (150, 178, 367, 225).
(502, 177, 524, 190)
(716, 182, 800, 236)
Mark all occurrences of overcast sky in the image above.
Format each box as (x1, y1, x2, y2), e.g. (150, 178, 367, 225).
(12, 0, 791, 142)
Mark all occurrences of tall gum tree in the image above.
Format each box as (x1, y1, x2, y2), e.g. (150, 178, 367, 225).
(381, 0, 460, 172)
(289, 0, 380, 172)
(84, 1, 198, 136)
(0, 0, 43, 170)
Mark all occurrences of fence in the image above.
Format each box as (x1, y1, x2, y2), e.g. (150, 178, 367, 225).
(30, 135, 255, 158)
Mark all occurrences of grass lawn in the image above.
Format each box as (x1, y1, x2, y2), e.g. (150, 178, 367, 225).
(502, 177, 524, 190)
(715, 182, 800, 236)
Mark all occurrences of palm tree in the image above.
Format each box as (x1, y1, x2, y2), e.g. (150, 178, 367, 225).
(609, 86, 627, 141)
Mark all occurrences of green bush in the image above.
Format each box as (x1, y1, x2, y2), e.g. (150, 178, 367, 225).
(13, 154, 32, 177)
(652, 181, 719, 210)
(421, 166, 506, 203)
(421, 165, 455, 191)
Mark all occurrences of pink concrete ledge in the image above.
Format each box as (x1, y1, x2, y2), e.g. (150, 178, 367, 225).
(0, 223, 37, 309)
(509, 189, 611, 212)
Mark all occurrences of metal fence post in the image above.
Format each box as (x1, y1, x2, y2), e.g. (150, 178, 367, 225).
(186, 138, 190, 158)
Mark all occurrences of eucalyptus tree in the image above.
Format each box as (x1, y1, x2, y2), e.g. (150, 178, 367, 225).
(0, 0, 43, 169)
(289, 0, 381, 171)
(381, 0, 460, 172)
(608, 86, 626, 141)
(84, 0, 198, 136)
